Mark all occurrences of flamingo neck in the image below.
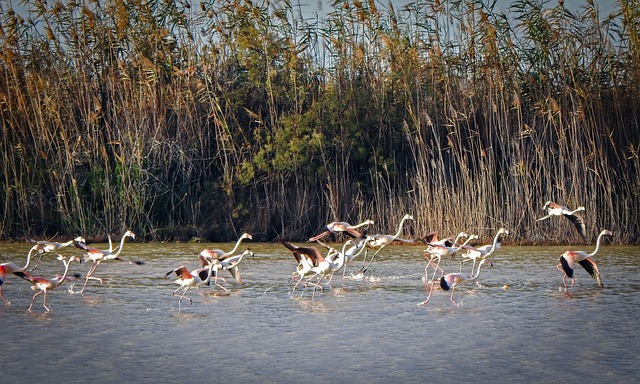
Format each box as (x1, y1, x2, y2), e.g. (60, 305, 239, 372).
(23, 246, 39, 270)
(112, 235, 129, 257)
(485, 231, 503, 256)
(392, 216, 409, 239)
(226, 236, 247, 256)
(54, 260, 72, 288)
(589, 232, 607, 257)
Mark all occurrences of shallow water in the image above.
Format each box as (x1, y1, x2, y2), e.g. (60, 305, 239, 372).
(1, 241, 638, 383)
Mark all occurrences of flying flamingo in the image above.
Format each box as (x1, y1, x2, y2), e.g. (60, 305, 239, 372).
(198, 233, 253, 267)
(557, 229, 612, 290)
(165, 261, 220, 313)
(424, 233, 478, 282)
(459, 228, 508, 276)
(537, 201, 586, 239)
(0, 245, 40, 305)
(14, 255, 81, 312)
(418, 258, 493, 306)
(73, 230, 139, 293)
(28, 236, 86, 270)
(308, 219, 374, 242)
(361, 213, 414, 272)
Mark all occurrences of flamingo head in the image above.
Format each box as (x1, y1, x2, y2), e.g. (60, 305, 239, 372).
(242, 233, 253, 240)
(124, 230, 136, 240)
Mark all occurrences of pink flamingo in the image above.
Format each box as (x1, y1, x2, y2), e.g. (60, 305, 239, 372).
(28, 236, 86, 270)
(15, 255, 82, 312)
(537, 201, 586, 239)
(557, 229, 612, 290)
(418, 258, 493, 306)
(74, 230, 139, 293)
(308, 219, 374, 242)
(459, 228, 508, 276)
(0, 245, 39, 305)
(165, 261, 220, 313)
(424, 233, 478, 282)
(361, 213, 414, 272)
(198, 233, 252, 267)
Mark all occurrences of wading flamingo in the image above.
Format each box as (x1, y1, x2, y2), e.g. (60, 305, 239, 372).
(361, 214, 414, 272)
(217, 250, 254, 284)
(557, 229, 612, 290)
(165, 261, 220, 313)
(418, 258, 493, 306)
(424, 234, 478, 282)
(308, 219, 374, 242)
(281, 241, 324, 295)
(301, 244, 347, 298)
(460, 228, 508, 276)
(15, 255, 82, 312)
(74, 230, 139, 293)
(29, 236, 86, 270)
(537, 201, 586, 239)
(0, 245, 40, 305)
(198, 233, 253, 267)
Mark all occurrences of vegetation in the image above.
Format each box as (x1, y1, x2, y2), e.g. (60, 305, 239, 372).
(1, 0, 638, 244)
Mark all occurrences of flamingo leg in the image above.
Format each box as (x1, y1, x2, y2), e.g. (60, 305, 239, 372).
(0, 286, 10, 306)
(42, 290, 51, 312)
(28, 290, 44, 312)
(177, 287, 192, 313)
(450, 286, 460, 306)
(81, 262, 100, 293)
(417, 280, 438, 306)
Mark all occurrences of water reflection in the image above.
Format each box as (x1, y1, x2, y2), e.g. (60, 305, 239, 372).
(0, 242, 639, 382)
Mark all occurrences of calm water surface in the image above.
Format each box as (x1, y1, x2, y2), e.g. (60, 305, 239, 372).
(1, 241, 638, 383)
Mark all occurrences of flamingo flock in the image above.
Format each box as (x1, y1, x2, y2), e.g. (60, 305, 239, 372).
(0, 201, 615, 312)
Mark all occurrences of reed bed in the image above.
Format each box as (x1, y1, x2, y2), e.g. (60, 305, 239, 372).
(0, 0, 638, 244)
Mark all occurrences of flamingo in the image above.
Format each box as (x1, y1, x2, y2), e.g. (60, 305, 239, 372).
(0, 245, 39, 305)
(537, 201, 586, 239)
(424, 234, 478, 282)
(165, 261, 220, 313)
(418, 258, 493, 306)
(459, 228, 508, 276)
(14, 255, 82, 312)
(28, 236, 86, 270)
(281, 240, 324, 295)
(557, 229, 612, 290)
(308, 219, 374, 242)
(341, 234, 369, 275)
(216, 250, 254, 284)
(361, 213, 414, 272)
(198, 233, 252, 267)
(74, 230, 139, 293)
(302, 244, 347, 298)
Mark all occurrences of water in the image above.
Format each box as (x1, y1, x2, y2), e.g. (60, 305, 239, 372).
(1, 241, 639, 383)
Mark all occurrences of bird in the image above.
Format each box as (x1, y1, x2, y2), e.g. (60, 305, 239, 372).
(536, 201, 586, 239)
(340, 234, 369, 275)
(0, 245, 39, 305)
(308, 219, 374, 242)
(28, 236, 86, 270)
(361, 214, 414, 272)
(281, 240, 325, 295)
(418, 258, 493, 306)
(198, 233, 253, 267)
(14, 255, 82, 312)
(557, 229, 612, 290)
(216, 249, 254, 284)
(424, 233, 478, 283)
(165, 261, 220, 313)
(73, 230, 139, 293)
(459, 228, 508, 276)
(301, 244, 347, 298)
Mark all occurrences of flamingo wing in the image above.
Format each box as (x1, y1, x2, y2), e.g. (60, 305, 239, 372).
(564, 213, 586, 238)
(559, 254, 575, 278)
(578, 258, 603, 287)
